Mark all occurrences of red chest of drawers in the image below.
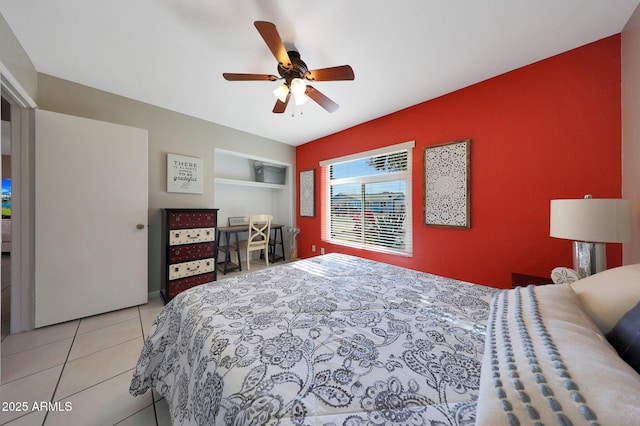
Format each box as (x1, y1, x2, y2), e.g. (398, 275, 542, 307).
(161, 208, 218, 302)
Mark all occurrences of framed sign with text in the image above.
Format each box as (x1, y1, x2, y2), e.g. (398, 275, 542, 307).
(167, 153, 203, 194)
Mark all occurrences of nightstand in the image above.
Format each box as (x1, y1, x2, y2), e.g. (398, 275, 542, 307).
(511, 272, 552, 288)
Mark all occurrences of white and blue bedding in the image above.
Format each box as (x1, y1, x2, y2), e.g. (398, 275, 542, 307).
(129, 254, 640, 425)
(130, 253, 497, 425)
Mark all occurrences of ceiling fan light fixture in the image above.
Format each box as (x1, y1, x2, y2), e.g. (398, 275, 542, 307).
(294, 92, 308, 106)
(273, 83, 289, 103)
(223, 21, 354, 114)
(290, 78, 307, 96)
(290, 78, 308, 105)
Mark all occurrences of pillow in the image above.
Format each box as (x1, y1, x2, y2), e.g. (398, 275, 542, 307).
(476, 284, 640, 425)
(606, 301, 640, 374)
(569, 263, 640, 333)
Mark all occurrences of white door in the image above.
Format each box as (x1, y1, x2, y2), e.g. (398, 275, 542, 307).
(34, 110, 148, 328)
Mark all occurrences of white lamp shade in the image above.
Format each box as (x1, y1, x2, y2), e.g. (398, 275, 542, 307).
(273, 84, 289, 103)
(550, 198, 632, 243)
(290, 78, 306, 96)
(293, 92, 308, 105)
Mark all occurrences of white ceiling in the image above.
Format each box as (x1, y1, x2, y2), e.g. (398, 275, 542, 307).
(1, 0, 638, 146)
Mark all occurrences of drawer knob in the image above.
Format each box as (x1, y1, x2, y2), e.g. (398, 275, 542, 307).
(137, 224, 145, 230)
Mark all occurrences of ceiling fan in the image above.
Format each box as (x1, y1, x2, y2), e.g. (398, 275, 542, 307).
(223, 21, 355, 114)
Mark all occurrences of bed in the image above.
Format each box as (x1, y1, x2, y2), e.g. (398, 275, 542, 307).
(130, 253, 640, 425)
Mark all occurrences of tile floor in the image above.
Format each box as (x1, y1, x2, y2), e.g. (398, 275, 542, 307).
(0, 295, 169, 425)
(0, 256, 271, 425)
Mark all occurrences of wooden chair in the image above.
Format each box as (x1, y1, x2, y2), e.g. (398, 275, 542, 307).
(238, 214, 272, 270)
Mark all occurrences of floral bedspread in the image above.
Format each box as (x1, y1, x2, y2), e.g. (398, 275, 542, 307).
(130, 253, 498, 425)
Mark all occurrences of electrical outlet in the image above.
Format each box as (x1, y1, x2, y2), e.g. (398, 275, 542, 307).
(321, 248, 325, 255)
(312, 244, 316, 252)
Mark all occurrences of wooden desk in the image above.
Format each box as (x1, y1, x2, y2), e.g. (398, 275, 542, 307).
(216, 224, 285, 274)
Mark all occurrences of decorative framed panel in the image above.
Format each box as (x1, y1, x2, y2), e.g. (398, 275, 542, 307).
(167, 153, 203, 194)
(424, 139, 471, 228)
(299, 169, 315, 217)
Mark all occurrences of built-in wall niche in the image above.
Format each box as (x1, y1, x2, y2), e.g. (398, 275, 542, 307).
(214, 148, 286, 189)
(213, 149, 293, 243)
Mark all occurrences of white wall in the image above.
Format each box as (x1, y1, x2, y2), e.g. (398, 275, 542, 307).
(622, 3, 640, 264)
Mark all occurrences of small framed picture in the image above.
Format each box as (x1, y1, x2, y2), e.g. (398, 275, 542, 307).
(299, 169, 315, 217)
(228, 216, 249, 226)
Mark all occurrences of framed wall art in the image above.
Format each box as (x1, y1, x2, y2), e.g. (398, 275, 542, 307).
(299, 169, 315, 217)
(424, 139, 471, 228)
(167, 153, 204, 194)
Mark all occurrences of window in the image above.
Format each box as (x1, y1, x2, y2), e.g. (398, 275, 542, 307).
(321, 142, 413, 256)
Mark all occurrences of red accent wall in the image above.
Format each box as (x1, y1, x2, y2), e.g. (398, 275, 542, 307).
(295, 35, 622, 289)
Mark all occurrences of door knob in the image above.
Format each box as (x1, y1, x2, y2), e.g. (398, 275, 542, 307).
(137, 224, 145, 230)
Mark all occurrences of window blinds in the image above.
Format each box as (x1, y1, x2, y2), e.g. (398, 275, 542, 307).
(321, 142, 414, 256)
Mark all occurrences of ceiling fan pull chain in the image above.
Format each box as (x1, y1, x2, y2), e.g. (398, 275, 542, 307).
(290, 105, 304, 118)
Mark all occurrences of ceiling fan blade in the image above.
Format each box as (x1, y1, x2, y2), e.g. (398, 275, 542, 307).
(305, 65, 355, 81)
(305, 86, 339, 113)
(254, 21, 292, 69)
(223, 73, 278, 81)
(273, 92, 291, 113)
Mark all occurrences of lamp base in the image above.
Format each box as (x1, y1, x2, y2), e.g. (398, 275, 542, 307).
(573, 241, 606, 278)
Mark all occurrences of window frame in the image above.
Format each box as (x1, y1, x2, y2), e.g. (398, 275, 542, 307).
(321, 142, 414, 257)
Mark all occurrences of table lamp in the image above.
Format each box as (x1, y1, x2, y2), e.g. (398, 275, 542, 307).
(550, 195, 631, 278)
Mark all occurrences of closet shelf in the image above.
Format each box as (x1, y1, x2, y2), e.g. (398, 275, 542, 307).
(214, 177, 285, 190)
